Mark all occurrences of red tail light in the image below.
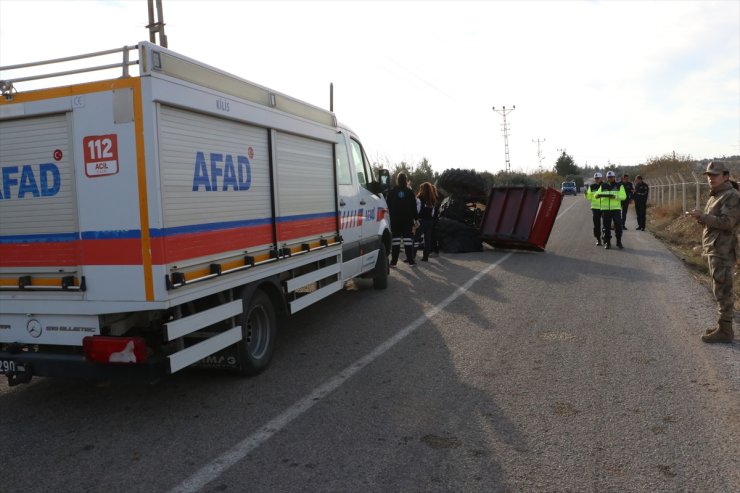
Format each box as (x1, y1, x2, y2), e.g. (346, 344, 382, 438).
(83, 336, 147, 364)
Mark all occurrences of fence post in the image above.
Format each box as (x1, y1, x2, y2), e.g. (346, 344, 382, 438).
(656, 178, 664, 206)
(677, 172, 686, 212)
(691, 172, 701, 210)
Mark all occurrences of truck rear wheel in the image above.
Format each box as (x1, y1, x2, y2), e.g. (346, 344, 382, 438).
(235, 289, 276, 376)
(373, 243, 389, 290)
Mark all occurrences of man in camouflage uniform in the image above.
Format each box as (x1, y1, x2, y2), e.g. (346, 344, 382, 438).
(688, 161, 740, 343)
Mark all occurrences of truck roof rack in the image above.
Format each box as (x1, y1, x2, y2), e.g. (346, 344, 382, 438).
(0, 45, 139, 99)
(0, 42, 337, 127)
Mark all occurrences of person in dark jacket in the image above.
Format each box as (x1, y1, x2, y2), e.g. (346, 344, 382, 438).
(387, 172, 418, 266)
(632, 175, 649, 230)
(413, 182, 438, 262)
(620, 174, 634, 229)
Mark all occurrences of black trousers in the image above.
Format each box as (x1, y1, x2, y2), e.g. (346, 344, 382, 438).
(621, 200, 630, 226)
(592, 209, 602, 240)
(602, 210, 622, 242)
(634, 198, 647, 229)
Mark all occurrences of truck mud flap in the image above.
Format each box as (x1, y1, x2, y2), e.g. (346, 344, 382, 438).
(479, 186, 562, 252)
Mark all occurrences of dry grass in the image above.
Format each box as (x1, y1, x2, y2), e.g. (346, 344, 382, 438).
(647, 203, 706, 272)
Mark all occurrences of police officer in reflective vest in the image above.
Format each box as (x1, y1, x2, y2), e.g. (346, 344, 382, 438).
(584, 172, 605, 246)
(596, 171, 627, 249)
(688, 161, 740, 343)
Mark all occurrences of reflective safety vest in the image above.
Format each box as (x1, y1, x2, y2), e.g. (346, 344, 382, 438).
(594, 182, 626, 210)
(585, 183, 602, 210)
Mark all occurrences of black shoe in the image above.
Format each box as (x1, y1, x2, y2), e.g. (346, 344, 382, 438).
(616, 241, 624, 249)
(622, 225, 628, 230)
(595, 240, 602, 246)
(604, 242, 611, 250)
(421, 257, 429, 262)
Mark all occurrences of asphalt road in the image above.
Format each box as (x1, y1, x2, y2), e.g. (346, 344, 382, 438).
(3, 195, 739, 493)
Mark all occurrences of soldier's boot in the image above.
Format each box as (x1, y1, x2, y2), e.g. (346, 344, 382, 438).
(604, 240, 611, 250)
(701, 320, 734, 343)
(616, 239, 624, 249)
(595, 236, 602, 246)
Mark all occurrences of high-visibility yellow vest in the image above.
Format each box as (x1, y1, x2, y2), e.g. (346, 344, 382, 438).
(594, 182, 626, 210)
(585, 183, 602, 209)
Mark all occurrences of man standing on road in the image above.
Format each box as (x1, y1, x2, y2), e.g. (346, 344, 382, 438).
(597, 171, 626, 249)
(585, 172, 604, 246)
(688, 161, 740, 344)
(620, 174, 634, 230)
(633, 175, 649, 231)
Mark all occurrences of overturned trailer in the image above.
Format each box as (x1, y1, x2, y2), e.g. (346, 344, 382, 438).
(479, 186, 562, 252)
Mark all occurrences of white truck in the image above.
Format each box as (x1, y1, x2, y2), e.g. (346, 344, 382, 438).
(0, 42, 391, 386)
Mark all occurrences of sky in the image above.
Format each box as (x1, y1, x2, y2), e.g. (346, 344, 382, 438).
(1, 0, 738, 175)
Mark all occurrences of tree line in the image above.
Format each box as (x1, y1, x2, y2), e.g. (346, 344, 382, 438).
(373, 153, 740, 192)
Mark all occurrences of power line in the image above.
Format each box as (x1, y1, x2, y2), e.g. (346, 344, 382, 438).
(492, 105, 515, 173)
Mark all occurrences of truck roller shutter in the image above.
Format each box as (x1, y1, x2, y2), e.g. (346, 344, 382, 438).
(274, 132, 337, 246)
(157, 105, 273, 266)
(0, 114, 79, 269)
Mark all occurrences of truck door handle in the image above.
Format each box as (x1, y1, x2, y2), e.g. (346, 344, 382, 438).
(339, 199, 346, 206)
(359, 199, 366, 205)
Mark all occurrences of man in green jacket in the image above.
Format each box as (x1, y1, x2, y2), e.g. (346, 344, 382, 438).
(688, 161, 740, 343)
(597, 171, 627, 249)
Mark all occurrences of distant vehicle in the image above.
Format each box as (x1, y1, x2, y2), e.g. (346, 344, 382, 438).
(561, 181, 577, 195)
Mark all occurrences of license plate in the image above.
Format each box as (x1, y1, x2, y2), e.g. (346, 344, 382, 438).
(0, 359, 25, 375)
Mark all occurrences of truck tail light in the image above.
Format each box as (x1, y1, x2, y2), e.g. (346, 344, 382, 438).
(83, 336, 147, 364)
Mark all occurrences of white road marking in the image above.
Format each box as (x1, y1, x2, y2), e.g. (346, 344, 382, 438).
(556, 197, 580, 219)
(170, 252, 514, 493)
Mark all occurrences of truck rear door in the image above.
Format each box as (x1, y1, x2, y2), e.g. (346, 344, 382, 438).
(0, 113, 81, 287)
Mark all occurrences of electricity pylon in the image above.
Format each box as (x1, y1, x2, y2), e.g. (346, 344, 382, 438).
(492, 105, 515, 173)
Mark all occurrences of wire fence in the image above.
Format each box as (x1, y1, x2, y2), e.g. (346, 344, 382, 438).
(647, 172, 710, 212)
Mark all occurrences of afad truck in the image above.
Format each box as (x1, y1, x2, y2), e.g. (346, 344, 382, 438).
(0, 42, 391, 386)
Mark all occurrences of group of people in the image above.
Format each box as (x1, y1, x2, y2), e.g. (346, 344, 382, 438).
(386, 163, 738, 345)
(584, 171, 650, 249)
(585, 162, 737, 344)
(385, 172, 439, 267)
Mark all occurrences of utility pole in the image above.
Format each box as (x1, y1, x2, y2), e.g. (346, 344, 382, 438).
(147, 0, 168, 47)
(532, 138, 546, 172)
(492, 105, 515, 173)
